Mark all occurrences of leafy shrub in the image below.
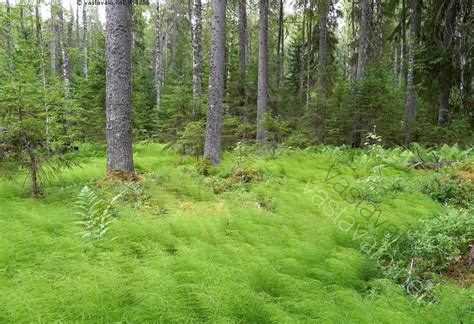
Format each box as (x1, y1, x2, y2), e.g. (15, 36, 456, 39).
(75, 186, 121, 240)
(421, 173, 474, 208)
(374, 209, 474, 300)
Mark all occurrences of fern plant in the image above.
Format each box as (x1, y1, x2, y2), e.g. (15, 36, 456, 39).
(75, 186, 121, 240)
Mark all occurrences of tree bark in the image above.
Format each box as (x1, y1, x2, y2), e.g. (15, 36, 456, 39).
(36, 0, 50, 153)
(276, 0, 284, 88)
(83, 4, 88, 77)
(353, 0, 368, 148)
(299, 0, 306, 99)
(76, 4, 80, 47)
(192, 0, 203, 116)
(316, 2, 329, 138)
(204, 0, 227, 164)
(403, 0, 418, 145)
(238, 0, 247, 102)
(256, 0, 268, 143)
(6, 0, 14, 78)
(155, 0, 163, 112)
(50, 0, 56, 77)
(58, 0, 71, 127)
(437, 0, 457, 127)
(305, 11, 312, 111)
(105, 3, 134, 174)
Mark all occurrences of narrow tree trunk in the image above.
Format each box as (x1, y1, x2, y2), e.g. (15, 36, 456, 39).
(305, 12, 312, 111)
(192, 0, 203, 116)
(437, 1, 457, 127)
(353, 0, 369, 148)
(20, 6, 25, 38)
(299, 1, 306, 99)
(36, 0, 50, 153)
(76, 4, 80, 47)
(105, 3, 134, 174)
(50, 0, 56, 77)
(226, 2, 235, 93)
(256, 0, 268, 143)
(238, 0, 247, 102)
(58, 1, 71, 127)
(437, 87, 449, 126)
(399, 0, 406, 84)
(276, 0, 284, 88)
(170, 3, 178, 71)
(6, 0, 14, 78)
(204, 0, 227, 164)
(155, 1, 163, 112)
(83, 4, 88, 77)
(316, 2, 329, 138)
(27, 145, 40, 197)
(403, 0, 418, 145)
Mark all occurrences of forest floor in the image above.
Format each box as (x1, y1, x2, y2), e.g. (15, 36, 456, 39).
(0, 144, 473, 322)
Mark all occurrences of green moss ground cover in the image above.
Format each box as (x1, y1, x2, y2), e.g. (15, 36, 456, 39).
(0, 144, 472, 322)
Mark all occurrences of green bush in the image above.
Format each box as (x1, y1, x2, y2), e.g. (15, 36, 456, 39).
(374, 208, 474, 300)
(421, 173, 474, 208)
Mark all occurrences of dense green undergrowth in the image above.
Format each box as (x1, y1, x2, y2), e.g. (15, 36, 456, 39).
(0, 143, 473, 322)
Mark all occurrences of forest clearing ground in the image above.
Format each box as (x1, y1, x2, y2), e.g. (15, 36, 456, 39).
(0, 143, 473, 322)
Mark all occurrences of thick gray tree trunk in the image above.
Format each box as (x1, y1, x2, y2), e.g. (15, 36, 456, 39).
(316, 2, 329, 138)
(403, 0, 418, 145)
(155, 0, 163, 112)
(83, 4, 88, 77)
(238, 0, 247, 101)
(105, 3, 134, 174)
(204, 0, 227, 164)
(6, 0, 14, 78)
(353, 0, 368, 148)
(192, 0, 203, 116)
(256, 0, 268, 143)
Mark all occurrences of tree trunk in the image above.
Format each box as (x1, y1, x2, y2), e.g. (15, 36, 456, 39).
(276, 0, 284, 88)
(58, 1, 71, 127)
(155, 0, 163, 112)
(353, 0, 368, 148)
(403, 0, 418, 145)
(192, 0, 203, 117)
(83, 4, 88, 77)
(50, 0, 56, 77)
(36, 0, 50, 153)
(105, 3, 134, 174)
(316, 2, 329, 138)
(226, 1, 235, 94)
(6, 0, 14, 78)
(204, 0, 227, 164)
(299, 1, 306, 99)
(305, 12, 312, 111)
(27, 145, 40, 197)
(76, 4, 80, 47)
(170, 3, 178, 71)
(256, 0, 268, 143)
(238, 0, 247, 103)
(437, 0, 457, 127)
(437, 87, 449, 126)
